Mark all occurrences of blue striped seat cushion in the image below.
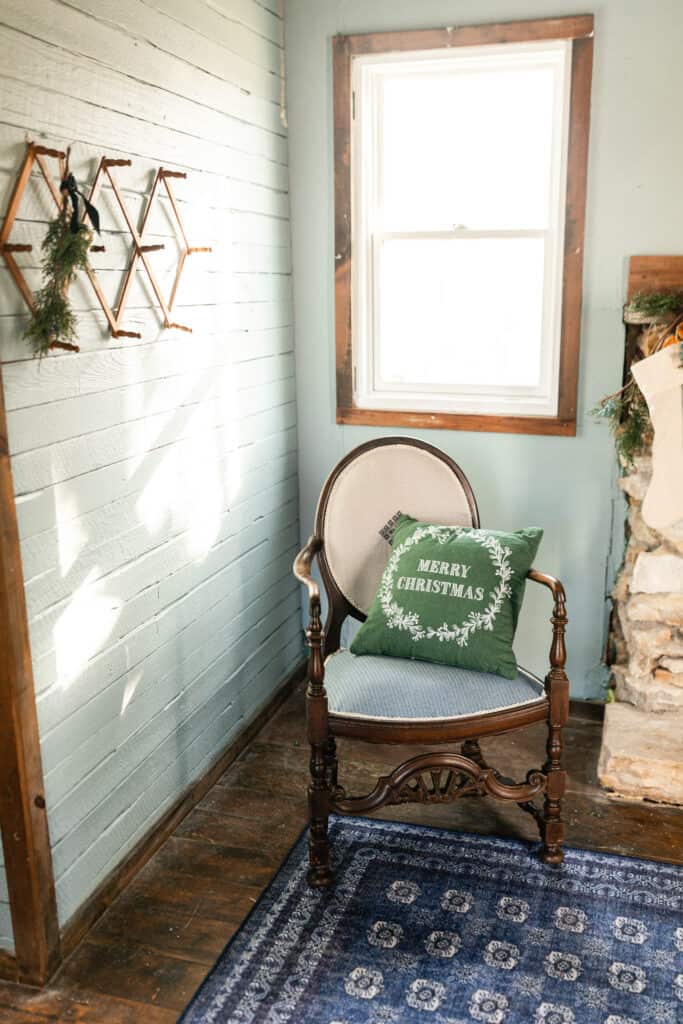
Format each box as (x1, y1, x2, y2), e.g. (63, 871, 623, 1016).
(325, 649, 546, 721)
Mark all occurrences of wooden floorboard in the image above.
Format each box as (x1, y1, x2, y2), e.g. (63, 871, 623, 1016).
(0, 682, 682, 1022)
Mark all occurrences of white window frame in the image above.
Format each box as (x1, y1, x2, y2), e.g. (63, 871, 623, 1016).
(350, 40, 573, 419)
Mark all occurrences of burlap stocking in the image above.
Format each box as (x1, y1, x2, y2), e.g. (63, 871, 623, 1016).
(631, 345, 683, 529)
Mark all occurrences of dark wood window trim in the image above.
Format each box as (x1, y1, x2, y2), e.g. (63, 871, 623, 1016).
(333, 15, 594, 437)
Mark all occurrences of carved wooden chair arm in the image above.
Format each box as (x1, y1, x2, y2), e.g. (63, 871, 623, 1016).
(294, 536, 326, 701)
(527, 568, 566, 605)
(294, 535, 322, 611)
(526, 569, 569, 719)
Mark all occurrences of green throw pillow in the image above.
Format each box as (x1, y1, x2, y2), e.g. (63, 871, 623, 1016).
(350, 515, 543, 679)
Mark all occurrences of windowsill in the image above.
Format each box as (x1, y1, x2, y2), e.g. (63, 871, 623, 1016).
(336, 405, 577, 436)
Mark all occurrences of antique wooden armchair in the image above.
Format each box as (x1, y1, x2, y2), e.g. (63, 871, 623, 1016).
(293, 437, 569, 888)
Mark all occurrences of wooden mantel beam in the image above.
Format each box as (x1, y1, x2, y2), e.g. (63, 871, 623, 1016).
(627, 255, 683, 300)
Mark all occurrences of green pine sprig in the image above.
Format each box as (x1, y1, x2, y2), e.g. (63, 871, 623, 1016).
(626, 291, 683, 318)
(593, 303, 683, 465)
(591, 377, 653, 468)
(24, 209, 92, 355)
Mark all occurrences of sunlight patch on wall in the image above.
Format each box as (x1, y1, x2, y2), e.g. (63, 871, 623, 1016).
(220, 362, 242, 508)
(53, 567, 123, 689)
(126, 370, 210, 479)
(135, 397, 236, 563)
(120, 670, 143, 716)
(183, 429, 223, 561)
(55, 487, 89, 578)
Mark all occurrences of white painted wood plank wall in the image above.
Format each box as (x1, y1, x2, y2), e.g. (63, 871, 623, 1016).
(0, 0, 301, 940)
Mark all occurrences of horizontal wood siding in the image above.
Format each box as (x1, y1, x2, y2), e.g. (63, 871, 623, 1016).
(0, 0, 301, 930)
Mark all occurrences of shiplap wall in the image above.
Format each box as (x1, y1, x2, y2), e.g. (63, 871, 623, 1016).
(0, 0, 301, 937)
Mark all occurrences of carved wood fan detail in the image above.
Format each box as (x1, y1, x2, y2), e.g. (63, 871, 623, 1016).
(332, 752, 547, 814)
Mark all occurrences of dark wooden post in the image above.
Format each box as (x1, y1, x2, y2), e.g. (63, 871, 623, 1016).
(540, 581, 569, 864)
(0, 367, 60, 983)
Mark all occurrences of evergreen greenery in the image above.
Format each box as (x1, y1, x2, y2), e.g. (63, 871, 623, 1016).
(626, 291, 683, 318)
(24, 209, 92, 355)
(591, 379, 653, 468)
(593, 299, 683, 466)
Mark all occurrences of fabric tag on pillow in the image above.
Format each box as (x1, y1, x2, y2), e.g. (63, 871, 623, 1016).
(379, 510, 404, 544)
(352, 515, 543, 679)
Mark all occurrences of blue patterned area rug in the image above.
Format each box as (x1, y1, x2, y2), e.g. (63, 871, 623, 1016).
(179, 816, 683, 1024)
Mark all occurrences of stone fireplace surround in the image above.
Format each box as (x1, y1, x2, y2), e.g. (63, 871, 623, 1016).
(598, 452, 683, 805)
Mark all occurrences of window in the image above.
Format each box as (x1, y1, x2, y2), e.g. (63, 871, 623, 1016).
(333, 17, 594, 435)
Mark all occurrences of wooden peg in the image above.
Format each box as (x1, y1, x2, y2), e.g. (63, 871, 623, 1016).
(32, 144, 66, 160)
(48, 340, 80, 353)
(137, 244, 164, 253)
(103, 158, 132, 168)
(187, 246, 212, 254)
(113, 330, 142, 339)
(2, 243, 32, 253)
(168, 322, 192, 333)
(160, 169, 187, 179)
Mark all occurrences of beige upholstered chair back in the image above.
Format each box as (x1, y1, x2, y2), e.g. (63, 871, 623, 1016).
(315, 438, 479, 622)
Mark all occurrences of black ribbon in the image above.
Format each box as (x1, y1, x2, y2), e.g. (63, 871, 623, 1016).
(60, 172, 101, 235)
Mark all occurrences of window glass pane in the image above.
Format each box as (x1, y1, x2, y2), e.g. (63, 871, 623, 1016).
(376, 236, 545, 390)
(380, 62, 557, 231)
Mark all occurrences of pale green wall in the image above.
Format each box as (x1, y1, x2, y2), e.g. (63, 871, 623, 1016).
(285, 0, 683, 698)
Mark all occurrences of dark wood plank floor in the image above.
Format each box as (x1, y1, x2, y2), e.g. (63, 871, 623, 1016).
(1, 685, 682, 1022)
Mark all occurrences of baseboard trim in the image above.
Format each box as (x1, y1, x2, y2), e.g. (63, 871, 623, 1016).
(59, 659, 306, 967)
(569, 698, 605, 722)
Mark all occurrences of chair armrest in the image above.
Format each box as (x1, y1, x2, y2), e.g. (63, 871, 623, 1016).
(294, 536, 326, 697)
(527, 569, 566, 605)
(526, 568, 568, 670)
(526, 569, 569, 720)
(293, 535, 322, 610)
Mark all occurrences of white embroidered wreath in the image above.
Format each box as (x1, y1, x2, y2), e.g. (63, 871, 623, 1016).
(378, 525, 513, 648)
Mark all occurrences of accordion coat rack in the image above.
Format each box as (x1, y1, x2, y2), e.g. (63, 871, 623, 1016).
(0, 141, 212, 347)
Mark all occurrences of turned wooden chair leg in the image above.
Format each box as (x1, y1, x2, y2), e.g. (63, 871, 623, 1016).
(307, 707, 333, 886)
(307, 746, 333, 887)
(325, 735, 338, 790)
(305, 597, 333, 888)
(540, 719, 566, 864)
(537, 573, 569, 865)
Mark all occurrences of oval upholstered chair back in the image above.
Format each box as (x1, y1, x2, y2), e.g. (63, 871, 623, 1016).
(314, 438, 479, 648)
